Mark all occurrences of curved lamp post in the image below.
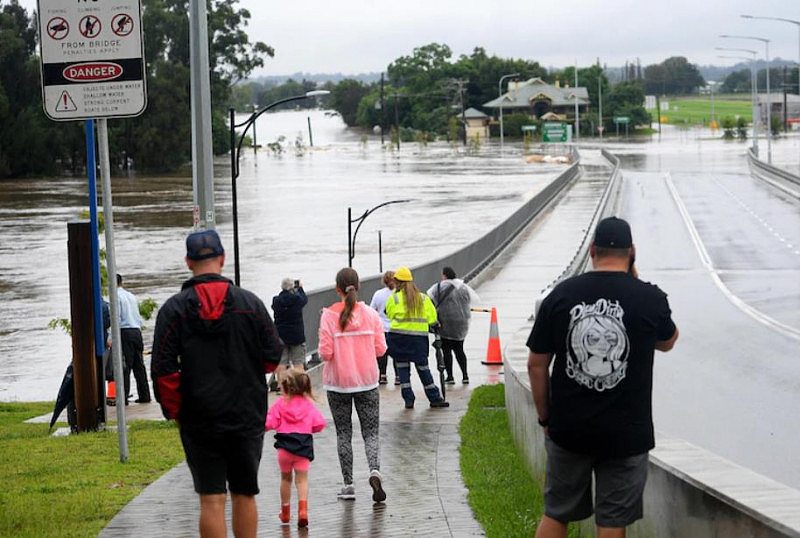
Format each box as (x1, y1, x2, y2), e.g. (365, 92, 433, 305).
(716, 47, 759, 154)
(229, 90, 330, 286)
(720, 34, 772, 163)
(498, 72, 520, 151)
(348, 199, 412, 268)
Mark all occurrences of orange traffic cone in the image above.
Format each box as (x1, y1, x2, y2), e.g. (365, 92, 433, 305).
(481, 307, 503, 365)
(107, 381, 117, 406)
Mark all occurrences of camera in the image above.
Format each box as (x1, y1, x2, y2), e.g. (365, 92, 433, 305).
(294, 280, 300, 288)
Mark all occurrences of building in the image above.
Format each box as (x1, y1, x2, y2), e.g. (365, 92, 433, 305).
(482, 77, 590, 120)
(462, 107, 490, 140)
(757, 93, 800, 126)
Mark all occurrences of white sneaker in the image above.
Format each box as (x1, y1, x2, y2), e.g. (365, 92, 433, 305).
(369, 470, 386, 503)
(337, 484, 356, 500)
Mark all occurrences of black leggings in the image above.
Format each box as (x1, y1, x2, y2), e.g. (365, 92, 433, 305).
(441, 338, 467, 379)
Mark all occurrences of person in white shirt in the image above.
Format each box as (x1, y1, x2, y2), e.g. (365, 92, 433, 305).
(368, 270, 398, 385)
(117, 274, 150, 404)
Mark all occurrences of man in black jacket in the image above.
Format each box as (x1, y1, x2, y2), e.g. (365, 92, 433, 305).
(151, 230, 283, 538)
(270, 277, 308, 390)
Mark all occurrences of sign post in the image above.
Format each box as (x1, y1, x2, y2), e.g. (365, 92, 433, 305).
(542, 122, 571, 143)
(613, 116, 630, 139)
(37, 0, 147, 462)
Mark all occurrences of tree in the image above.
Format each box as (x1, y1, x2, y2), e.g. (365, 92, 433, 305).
(604, 81, 650, 128)
(110, 0, 273, 172)
(330, 79, 372, 127)
(644, 56, 705, 95)
(0, 0, 84, 178)
(720, 69, 751, 94)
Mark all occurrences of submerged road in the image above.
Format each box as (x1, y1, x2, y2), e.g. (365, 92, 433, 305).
(615, 143, 800, 490)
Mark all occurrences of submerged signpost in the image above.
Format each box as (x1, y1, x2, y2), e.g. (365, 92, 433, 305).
(37, 0, 147, 462)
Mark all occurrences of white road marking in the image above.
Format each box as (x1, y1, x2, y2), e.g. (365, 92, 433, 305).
(664, 172, 800, 342)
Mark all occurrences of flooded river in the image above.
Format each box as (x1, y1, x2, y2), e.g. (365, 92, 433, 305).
(0, 109, 566, 401)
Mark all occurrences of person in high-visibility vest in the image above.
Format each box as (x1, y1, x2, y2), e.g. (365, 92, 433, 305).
(384, 267, 449, 409)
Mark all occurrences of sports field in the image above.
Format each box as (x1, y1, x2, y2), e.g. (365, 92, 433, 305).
(658, 97, 752, 126)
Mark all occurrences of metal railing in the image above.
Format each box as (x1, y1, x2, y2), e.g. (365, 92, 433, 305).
(300, 152, 582, 354)
(532, 149, 623, 310)
(746, 148, 800, 198)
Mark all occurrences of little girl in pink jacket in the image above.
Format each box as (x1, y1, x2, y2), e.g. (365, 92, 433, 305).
(266, 370, 326, 528)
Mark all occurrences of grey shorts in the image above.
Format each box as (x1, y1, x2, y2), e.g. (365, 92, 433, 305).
(544, 436, 649, 528)
(280, 343, 307, 367)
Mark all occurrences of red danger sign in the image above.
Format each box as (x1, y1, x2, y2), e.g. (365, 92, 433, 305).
(63, 62, 123, 82)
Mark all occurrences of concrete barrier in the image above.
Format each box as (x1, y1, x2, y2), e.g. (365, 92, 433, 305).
(504, 287, 800, 535)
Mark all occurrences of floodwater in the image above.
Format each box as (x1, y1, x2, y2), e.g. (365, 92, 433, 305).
(0, 109, 568, 401)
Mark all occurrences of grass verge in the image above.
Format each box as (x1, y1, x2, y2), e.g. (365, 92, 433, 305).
(659, 98, 752, 125)
(0, 402, 184, 537)
(459, 384, 583, 538)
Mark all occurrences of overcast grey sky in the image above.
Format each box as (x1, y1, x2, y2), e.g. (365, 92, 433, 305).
(20, 0, 799, 75)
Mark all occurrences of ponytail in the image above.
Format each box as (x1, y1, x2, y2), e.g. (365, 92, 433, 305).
(335, 267, 360, 330)
(396, 280, 422, 317)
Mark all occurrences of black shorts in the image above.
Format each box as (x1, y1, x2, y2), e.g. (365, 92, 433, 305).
(180, 430, 265, 496)
(544, 436, 649, 528)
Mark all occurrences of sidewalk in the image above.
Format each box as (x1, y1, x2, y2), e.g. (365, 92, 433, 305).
(99, 151, 612, 537)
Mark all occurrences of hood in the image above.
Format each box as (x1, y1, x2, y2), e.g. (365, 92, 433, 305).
(185, 275, 232, 334)
(281, 396, 316, 422)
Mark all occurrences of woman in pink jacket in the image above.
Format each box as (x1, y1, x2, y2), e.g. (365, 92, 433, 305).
(266, 370, 326, 528)
(318, 267, 388, 503)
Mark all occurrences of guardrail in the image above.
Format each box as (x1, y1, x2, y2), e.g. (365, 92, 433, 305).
(300, 150, 582, 354)
(505, 149, 800, 537)
(533, 147, 623, 304)
(747, 148, 800, 198)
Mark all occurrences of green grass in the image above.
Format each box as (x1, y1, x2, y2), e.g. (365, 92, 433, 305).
(0, 402, 184, 537)
(659, 97, 752, 126)
(459, 385, 584, 537)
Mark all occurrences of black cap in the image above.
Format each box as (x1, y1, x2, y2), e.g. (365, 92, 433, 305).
(186, 230, 225, 260)
(593, 217, 632, 248)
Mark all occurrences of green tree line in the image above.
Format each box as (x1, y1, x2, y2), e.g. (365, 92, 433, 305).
(0, 0, 270, 178)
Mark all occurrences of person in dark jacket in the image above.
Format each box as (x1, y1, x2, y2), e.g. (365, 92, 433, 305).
(270, 278, 308, 391)
(151, 229, 283, 538)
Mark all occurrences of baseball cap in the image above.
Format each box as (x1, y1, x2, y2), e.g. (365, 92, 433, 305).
(186, 229, 225, 260)
(593, 217, 632, 248)
(394, 266, 413, 282)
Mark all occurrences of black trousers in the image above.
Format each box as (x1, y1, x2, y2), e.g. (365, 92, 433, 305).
(121, 328, 150, 401)
(441, 338, 468, 380)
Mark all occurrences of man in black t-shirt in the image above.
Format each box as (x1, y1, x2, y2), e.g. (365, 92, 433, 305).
(527, 216, 679, 538)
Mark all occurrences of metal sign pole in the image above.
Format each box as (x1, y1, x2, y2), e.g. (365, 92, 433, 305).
(98, 118, 129, 462)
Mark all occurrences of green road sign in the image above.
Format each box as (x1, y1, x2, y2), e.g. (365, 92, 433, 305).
(542, 122, 568, 142)
(613, 116, 630, 124)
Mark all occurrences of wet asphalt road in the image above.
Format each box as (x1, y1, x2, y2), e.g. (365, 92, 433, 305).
(613, 135, 800, 490)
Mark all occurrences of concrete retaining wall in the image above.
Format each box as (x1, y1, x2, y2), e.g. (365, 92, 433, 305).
(503, 322, 800, 537)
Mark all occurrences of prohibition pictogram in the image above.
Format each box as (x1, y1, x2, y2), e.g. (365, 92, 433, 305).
(46, 17, 69, 40)
(111, 13, 134, 37)
(79, 15, 101, 38)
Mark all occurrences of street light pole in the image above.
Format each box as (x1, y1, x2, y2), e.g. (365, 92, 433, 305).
(742, 15, 800, 163)
(229, 90, 330, 286)
(498, 72, 520, 151)
(348, 199, 412, 268)
(721, 34, 772, 163)
(716, 47, 759, 154)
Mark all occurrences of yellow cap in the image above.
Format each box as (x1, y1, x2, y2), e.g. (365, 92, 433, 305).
(394, 266, 413, 281)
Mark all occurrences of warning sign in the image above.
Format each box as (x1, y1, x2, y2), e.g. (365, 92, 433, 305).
(55, 91, 78, 112)
(46, 17, 69, 40)
(36, 0, 147, 121)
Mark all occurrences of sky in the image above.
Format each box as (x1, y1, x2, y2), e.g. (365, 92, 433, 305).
(18, 0, 799, 76)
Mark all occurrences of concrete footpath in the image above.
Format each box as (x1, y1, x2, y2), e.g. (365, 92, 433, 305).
(99, 152, 611, 537)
